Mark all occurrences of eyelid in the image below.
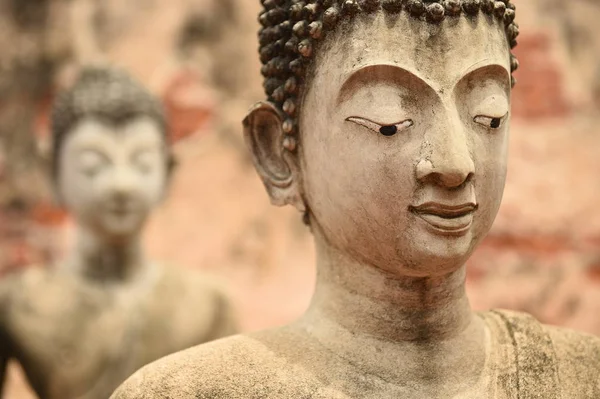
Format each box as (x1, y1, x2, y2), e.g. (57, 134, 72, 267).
(473, 112, 509, 128)
(473, 95, 509, 119)
(79, 149, 110, 163)
(132, 149, 155, 160)
(346, 116, 413, 132)
(474, 110, 509, 120)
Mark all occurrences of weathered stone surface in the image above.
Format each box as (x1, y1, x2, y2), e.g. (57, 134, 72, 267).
(113, 310, 600, 398)
(5, 0, 600, 396)
(112, 4, 600, 398)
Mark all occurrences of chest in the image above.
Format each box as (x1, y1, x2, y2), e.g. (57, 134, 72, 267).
(304, 372, 505, 399)
(4, 283, 212, 398)
(230, 371, 508, 399)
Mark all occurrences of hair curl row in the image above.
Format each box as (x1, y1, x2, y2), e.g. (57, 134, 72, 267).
(258, 0, 519, 152)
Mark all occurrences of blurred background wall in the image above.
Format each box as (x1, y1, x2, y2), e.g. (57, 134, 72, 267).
(0, 0, 598, 397)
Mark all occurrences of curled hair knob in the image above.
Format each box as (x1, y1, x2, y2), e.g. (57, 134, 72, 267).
(381, 0, 403, 13)
(407, 0, 426, 17)
(462, 0, 480, 15)
(322, 6, 341, 29)
(444, 0, 461, 16)
(426, 2, 445, 22)
(493, 1, 506, 18)
(359, 0, 381, 13)
(342, 0, 361, 16)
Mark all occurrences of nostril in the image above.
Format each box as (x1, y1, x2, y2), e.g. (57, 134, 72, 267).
(465, 172, 474, 184)
(416, 158, 474, 188)
(439, 169, 471, 189)
(416, 159, 434, 182)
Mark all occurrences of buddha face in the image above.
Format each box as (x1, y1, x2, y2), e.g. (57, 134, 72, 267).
(247, 13, 511, 277)
(57, 117, 168, 241)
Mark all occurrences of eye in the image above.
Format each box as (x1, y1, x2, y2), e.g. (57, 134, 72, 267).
(133, 153, 153, 174)
(379, 125, 398, 136)
(474, 113, 508, 129)
(346, 117, 413, 137)
(132, 150, 160, 174)
(79, 150, 108, 177)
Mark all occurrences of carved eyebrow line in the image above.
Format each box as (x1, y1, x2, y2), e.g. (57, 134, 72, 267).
(453, 63, 511, 92)
(129, 146, 163, 161)
(336, 62, 510, 104)
(130, 143, 163, 152)
(346, 116, 413, 127)
(336, 64, 435, 106)
(77, 147, 111, 163)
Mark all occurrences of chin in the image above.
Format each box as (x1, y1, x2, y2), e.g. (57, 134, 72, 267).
(395, 231, 478, 277)
(100, 218, 145, 240)
(105, 227, 139, 239)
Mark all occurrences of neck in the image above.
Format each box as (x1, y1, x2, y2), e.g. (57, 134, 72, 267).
(300, 226, 488, 388)
(306, 229, 474, 342)
(63, 225, 147, 283)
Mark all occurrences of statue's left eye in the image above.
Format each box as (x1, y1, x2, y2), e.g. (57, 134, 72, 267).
(346, 117, 413, 136)
(379, 125, 398, 136)
(474, 114, 506, 129)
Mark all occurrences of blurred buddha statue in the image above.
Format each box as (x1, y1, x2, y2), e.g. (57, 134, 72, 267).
(0, 67, 237, 399)
(113, 1, 600, 398)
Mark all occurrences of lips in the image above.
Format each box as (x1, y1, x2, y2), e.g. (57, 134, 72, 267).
(409, 202, 478, 236)
(107, 207, 134, 218)
(106, 202, 136, 216)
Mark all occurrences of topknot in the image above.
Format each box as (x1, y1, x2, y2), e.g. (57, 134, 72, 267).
(257, 0, 520, 152)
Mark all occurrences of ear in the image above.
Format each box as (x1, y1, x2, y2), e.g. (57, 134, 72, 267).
(40, 143, 65, 207)
(157, 152, 177, 203)
(49, 171, 66, 209)
(243, 101, 305, 212)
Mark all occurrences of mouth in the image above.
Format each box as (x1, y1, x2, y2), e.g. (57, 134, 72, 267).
(409, 202, 478, 236)
(106, 204, 136, 216)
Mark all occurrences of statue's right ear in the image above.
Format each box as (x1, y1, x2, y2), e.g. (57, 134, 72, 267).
(243, 102, 305, 212)
(39, 141, 65, 207)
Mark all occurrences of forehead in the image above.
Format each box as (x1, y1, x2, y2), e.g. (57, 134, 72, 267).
(313, 12, 510, 95)
(64, 117, 164, 151)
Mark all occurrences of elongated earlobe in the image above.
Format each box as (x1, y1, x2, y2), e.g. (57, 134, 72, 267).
(243, 101, 305, 211)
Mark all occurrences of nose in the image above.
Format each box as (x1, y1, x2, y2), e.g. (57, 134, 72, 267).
(416, 121, 475, 189)
(107, 166, 137, 200)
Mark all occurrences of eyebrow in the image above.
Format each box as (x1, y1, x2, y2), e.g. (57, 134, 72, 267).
(336, 62, 511, 105)
(454, 63, 511, 92)
(77, 147, 111, 161)
(336, 64, 433, 106)
(130, 145, 163, 157)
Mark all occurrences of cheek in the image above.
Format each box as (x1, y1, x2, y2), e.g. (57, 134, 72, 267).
(302, 124, 416, 252)
(58, 169, 98, 212)
(474, 132, 508, 225)
(141, 167, 168, 204)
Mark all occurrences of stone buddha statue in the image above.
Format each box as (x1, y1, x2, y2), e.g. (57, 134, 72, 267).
(112, 1, 600, 398)
(0, 67, 237, 399)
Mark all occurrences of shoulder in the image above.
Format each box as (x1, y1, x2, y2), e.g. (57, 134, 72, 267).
(154, 265, 237, 332)
(0, 267, 105, 339)
(483, 310, 600, 397)
(545, 325, 600, 397)
(1, 266, 47, 294)
(546, 324, 600, 362)
(0, 267, 64, 313)
(155, 265, 231, 303)
(111, 329, 322, 399)
(0, 267, 73, 346)
(110, 335, 264, 398)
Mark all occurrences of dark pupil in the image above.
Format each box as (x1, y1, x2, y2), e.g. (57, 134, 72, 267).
(379, 125, 398, 136)
(490, 118, 501, 128)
